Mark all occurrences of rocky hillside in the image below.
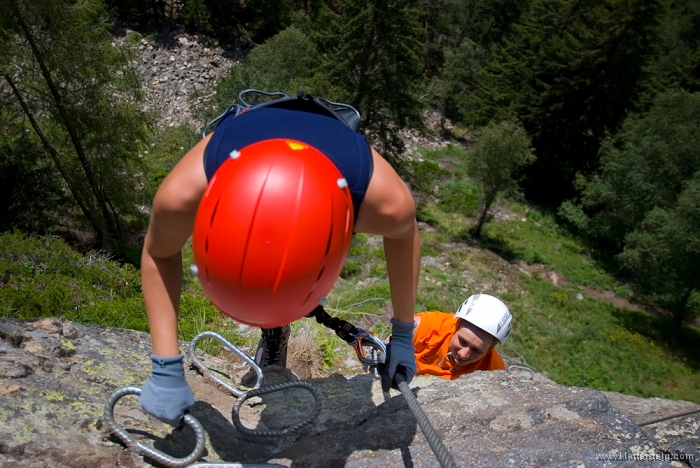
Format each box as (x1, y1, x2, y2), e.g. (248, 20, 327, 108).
(1, 317, 698, 467)
(121, 26, 451, 156)
(117, 27, 234, 130)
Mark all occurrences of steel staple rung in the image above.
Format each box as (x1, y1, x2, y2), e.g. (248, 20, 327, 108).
(232, 380, 323, 437)
(188, 331, 323, 438)
(186, 463, 287, 467)
(187, 331, 264, 397)
(104, 387, 206, 468)
(507, 365, 535, 379)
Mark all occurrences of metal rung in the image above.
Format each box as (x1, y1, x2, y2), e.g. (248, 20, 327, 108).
(187, 331, 263, 397)
(187, 464, 286, 467)
(507, 365, 535, 379)
(104, 387, 206, 468)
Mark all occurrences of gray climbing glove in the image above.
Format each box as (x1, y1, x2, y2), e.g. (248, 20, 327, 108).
(378, 318, 417, 392)
(140, 354, 195, 426)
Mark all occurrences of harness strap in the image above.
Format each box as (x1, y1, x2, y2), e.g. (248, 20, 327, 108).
(202, 89, 362, 138)
(306, 305, 359, 344)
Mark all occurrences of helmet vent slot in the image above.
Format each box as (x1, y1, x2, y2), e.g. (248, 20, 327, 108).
(210, 199, 220, 226)
(323, 226, 333, 256)
(302, 290, 313, 305)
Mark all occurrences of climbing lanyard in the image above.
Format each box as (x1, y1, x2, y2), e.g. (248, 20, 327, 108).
(310, 305, 458, 468)
(306, 305, 386, 369)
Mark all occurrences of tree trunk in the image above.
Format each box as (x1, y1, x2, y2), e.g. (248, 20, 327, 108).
(8, 0, 120, 240)
(670, 287, 693, 345)
(351, 0, 380, 120)
(473, 193, 495, 238)
(4, 74, 106, 245)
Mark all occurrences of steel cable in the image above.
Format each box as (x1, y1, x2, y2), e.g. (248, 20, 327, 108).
(396, 374, 457, 468)
(639, 408, 700, 426)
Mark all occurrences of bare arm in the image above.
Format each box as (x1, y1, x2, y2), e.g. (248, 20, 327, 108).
(141, 134, 211, 356)
(354, 148, 420, 325)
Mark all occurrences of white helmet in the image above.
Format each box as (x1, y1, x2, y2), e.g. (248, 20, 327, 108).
(455, 293, 512, 344)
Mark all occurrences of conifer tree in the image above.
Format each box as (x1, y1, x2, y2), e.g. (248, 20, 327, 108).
(646, 0, 700, 94)
(423, 0, 528, 127)
(473, 0, 664, 205)
(0, 0, 153, 246)
(324, 0, 426, 170)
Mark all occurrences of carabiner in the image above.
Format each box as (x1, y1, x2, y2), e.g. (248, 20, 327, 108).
(351, 328, 386, 367)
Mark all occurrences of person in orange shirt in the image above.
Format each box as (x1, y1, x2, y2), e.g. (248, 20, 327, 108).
(413, 293, 512, 380)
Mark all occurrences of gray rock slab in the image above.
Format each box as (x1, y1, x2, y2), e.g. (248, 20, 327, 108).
(1, 318, 698, 467)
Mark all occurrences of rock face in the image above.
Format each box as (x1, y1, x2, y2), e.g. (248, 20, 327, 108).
(1, 317, 698, 468)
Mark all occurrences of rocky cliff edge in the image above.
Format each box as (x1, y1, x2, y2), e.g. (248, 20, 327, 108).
(1, 317, 698, 467)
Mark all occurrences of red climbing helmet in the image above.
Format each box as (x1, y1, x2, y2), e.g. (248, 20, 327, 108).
(192, 139, 354, 328)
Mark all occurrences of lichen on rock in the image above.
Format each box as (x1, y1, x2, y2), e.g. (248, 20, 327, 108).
(1, 317, 698, 467)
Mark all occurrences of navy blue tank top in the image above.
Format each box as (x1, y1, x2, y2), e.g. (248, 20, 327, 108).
(204, 107, 373, 221)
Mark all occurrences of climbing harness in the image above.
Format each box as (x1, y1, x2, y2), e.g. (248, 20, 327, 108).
(201, 88, 362, 138)
(104, 331, 322, 468)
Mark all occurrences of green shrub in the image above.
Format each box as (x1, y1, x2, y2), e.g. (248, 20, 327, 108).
(1, 274, 75, 318)
(437, 179, 481, 216)
(0, 231, 143, 326)
(406, 158, 449, 198)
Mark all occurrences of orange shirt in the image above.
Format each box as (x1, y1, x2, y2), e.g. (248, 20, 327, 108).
(413, 311, 505, 380)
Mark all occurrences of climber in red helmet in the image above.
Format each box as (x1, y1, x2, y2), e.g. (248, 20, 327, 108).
(139, 92, 420, 425)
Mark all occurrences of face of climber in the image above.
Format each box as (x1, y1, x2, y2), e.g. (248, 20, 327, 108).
(449, 320, 497, 366)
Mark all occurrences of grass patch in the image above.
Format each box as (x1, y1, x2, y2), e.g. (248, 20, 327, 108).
(502, 277, 700, 402)
(418, 202, 471, 240)
(480, 205, 618, 291)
